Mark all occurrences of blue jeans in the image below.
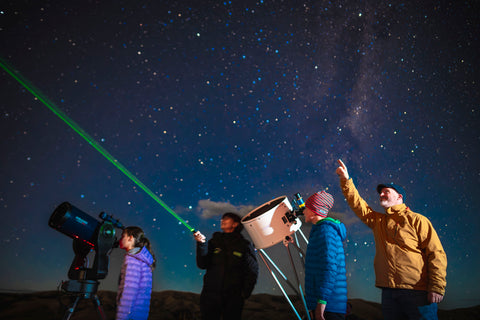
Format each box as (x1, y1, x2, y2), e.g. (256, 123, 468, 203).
(381, 288, 438, 320)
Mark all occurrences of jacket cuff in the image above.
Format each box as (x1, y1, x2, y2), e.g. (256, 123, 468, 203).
(428, 285, 445, 296)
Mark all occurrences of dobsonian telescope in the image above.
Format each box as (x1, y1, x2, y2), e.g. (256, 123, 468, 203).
(49, 201, 124, 320)
(241, 193, 312, 320)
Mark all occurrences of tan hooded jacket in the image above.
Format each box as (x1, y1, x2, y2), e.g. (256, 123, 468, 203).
(341, 178, 447, 295)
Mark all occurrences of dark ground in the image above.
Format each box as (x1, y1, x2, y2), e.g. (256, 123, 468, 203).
(0, 290, 478, 320)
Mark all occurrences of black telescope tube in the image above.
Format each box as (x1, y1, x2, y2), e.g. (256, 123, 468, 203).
(49, 202, 100, 247)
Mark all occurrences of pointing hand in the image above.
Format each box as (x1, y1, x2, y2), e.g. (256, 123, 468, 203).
(336, 159, 350, 180)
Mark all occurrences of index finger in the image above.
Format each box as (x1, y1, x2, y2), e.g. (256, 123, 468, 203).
(337, 159, 346, 169)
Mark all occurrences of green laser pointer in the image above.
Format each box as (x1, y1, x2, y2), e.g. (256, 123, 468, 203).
(0, 57, 195, 233)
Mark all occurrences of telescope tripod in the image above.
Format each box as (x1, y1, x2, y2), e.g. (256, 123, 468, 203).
(60, 279, 106, 320)
(257, 232, 311, 320)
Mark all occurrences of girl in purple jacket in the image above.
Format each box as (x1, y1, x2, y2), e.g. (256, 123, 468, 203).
(116, 226, 155, 320)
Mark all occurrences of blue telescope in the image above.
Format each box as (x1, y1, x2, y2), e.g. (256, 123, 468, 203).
(49, 202, 123, 280)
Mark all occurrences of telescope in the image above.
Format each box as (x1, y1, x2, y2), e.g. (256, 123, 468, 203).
(241, 193, 305, 249)
(49, 201, 123, 280)
(49, 202, 124, 320)
(241, 193, 311, 320)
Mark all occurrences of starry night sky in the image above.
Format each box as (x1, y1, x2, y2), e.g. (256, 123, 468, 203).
(1, 0, 479, 310)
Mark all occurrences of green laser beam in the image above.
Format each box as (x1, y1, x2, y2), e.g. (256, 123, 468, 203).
(0, 57, 195, 233)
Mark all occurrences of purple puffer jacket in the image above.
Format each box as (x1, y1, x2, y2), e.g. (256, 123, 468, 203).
(116, 246, 154, 320)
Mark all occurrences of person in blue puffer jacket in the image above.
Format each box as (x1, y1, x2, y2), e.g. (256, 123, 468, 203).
(304, 191, 348, 320)
(116, 226, 155, 320)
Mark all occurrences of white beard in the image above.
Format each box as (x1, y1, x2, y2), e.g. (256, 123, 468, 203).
(380, 199, 393, 208)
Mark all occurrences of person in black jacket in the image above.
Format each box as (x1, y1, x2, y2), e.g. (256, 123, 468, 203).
(194, 212, 259, 320)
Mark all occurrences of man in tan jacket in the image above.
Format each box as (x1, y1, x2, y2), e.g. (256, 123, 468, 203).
(336, 159, 447, 320)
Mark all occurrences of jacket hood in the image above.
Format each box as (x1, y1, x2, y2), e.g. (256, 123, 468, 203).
(319, 217, 347, 241)
(127, 246, 154, 266)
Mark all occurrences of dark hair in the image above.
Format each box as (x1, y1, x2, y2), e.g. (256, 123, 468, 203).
(123, 226, 156, 269)
(222, 212, 244, 233)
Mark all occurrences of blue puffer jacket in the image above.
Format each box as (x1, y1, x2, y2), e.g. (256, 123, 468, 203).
(116, 246, 154, 320)
(305, 217, 347, 314)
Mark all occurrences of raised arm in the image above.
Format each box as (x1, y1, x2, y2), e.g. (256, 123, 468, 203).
(335, 159, 378, 228)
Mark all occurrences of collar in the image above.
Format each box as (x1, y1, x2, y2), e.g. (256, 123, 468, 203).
(128, 247, 142, 254)
(315, 217, 340, 225)
(385, 203, 408, 215)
